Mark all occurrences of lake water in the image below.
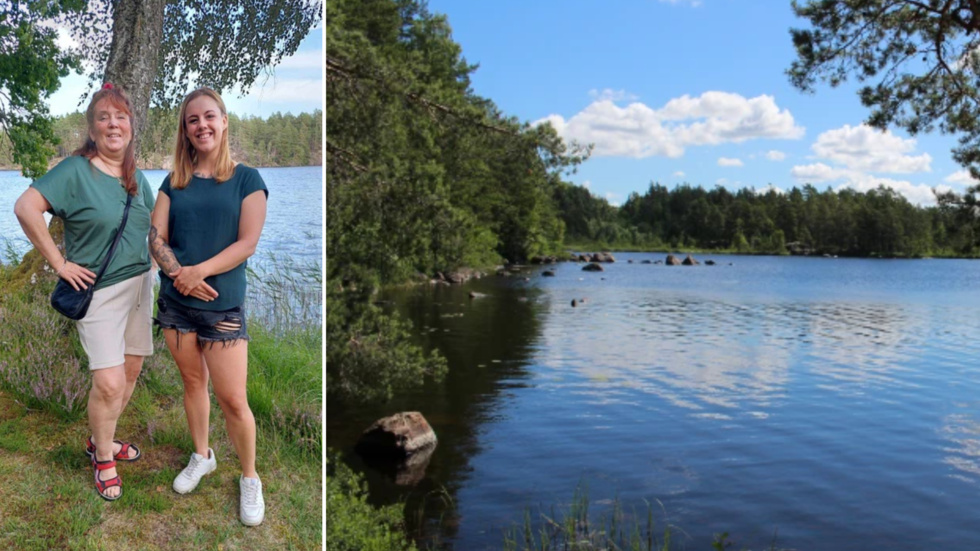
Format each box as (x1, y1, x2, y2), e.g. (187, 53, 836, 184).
(0, 166, 322, 267)
(327, 253, 980, 550)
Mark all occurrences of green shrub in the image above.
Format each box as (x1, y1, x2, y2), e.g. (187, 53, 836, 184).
(0, 287, 88, 420)
(326, 276, 447, 403)
(326, 450, 416, 551)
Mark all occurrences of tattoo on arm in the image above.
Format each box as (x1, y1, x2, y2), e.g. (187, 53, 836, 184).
(149, 225, 181, 275)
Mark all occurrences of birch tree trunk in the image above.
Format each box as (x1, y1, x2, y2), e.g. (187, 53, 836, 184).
(103, 0, 167, 157)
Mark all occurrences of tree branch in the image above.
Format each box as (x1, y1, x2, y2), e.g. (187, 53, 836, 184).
(327, 55, 517, 136)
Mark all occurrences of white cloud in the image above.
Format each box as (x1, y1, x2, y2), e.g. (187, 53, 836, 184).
(533, 91, 804, 159)
(536, 114, 566, 134)
(659, 0, 703, 6)
(718, 157, 743, 167)
(766, 150, 786, 161)
(716, 178, 728, 185)
(811, 124, 931, 173)
(790, 162, 851, 183)
(790, 124, 941, 205)
(588, 88, 639, 102)
(945, 169, 978, 186)
(660, 92, 805, 145)
(605, 192, 621, 206)
(673, 170, 685, 177)
(581, 180, 591, 189)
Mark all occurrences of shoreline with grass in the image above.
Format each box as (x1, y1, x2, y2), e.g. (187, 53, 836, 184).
(0, 254, 322, 550)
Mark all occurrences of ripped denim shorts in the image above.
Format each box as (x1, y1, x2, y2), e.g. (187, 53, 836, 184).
(154, 294, 249, 348)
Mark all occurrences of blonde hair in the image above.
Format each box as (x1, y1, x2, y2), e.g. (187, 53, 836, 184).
(73, 83, 138, 195)
(170, 87, 235, 189)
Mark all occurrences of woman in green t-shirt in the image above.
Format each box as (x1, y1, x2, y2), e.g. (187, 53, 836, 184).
(13, 84, 155, 501)
(149, 87, 268, 526)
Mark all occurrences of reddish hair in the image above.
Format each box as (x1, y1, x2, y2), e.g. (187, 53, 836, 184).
(72, 83, 138, 195)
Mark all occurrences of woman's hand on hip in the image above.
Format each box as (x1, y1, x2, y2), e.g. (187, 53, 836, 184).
(58, 261, 97, 291)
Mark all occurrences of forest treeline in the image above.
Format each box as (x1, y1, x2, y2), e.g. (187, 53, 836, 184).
(559, 181, 980, 258)
(0, 109, 322, 170)
(327, 0, 587, 402)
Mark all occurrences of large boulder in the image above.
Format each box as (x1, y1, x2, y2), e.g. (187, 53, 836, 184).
(355, 412, 437, 459)
(682, 254, 699, 266)
(665, 254, 681, 266)
(582, 263, 604, 272)
(356, 413, 438, 486)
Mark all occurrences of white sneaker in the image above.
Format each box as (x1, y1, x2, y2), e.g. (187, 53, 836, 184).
(239, 475, 265, 526)
(173, 448, 217, 494)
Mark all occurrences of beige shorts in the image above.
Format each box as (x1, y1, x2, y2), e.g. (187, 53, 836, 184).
(76, 270, 154, 370)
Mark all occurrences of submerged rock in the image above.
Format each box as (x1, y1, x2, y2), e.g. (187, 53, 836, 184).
(356, 412, 437, 458)
(582, 263, 604, 272)
(356, 412, 438, 486)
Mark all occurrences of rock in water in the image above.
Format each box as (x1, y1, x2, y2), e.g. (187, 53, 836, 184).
(355, 412, 438, 486)
(356, 412, 437, 458)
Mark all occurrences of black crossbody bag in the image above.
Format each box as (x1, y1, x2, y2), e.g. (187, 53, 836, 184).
(50, 194, 133, 320)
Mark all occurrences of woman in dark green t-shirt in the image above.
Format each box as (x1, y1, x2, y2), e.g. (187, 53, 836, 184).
(14, 84, 152, 501)
(149, 87, 268, 526)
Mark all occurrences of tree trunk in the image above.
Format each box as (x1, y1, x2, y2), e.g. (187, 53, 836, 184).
(103, 0, 167, 157)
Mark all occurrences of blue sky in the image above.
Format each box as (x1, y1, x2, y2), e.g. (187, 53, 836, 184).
(426, 0, 972, 206)
(46, 26, 323, 120)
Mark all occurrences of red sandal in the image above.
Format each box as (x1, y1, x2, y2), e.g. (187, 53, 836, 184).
(85, 436, 141, 462)
(93, 458, 122, 501)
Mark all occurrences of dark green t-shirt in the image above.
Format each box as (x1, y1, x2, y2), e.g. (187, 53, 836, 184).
(31, 155, 154, 290)
(159, 164, 268, 311)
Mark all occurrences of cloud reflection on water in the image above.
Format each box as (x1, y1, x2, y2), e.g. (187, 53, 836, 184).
(534, 290, 953, 419)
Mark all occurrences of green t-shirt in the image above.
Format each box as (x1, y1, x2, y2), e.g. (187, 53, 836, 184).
(159, 164, 268, 311)
(31, 156, 154, 290)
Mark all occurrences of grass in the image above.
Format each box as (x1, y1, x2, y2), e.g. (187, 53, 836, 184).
(0, 256, 322, 551)
(501, 485, 676, 551)
(499, 485, 787, 551)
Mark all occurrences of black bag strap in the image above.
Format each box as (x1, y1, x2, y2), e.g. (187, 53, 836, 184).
(92, 194, 134, 285)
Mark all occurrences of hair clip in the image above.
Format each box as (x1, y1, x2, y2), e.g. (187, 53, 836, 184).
(102, 83, 114, 90)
